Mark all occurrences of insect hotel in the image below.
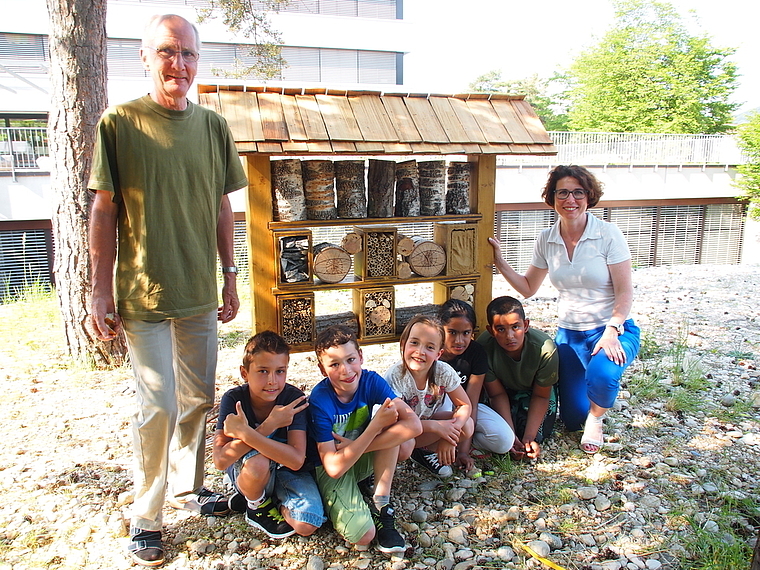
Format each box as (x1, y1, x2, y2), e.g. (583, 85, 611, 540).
(199, 86, 556, 350)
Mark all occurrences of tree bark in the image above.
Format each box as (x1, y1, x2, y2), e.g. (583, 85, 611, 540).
(446, 162, 472, 215)
(418, 160, 446, 216)
(395, 160, 420, 217)
(367, 159, 395, 217)
(47, 0, 125, 366)
(335, 160, 367, 218)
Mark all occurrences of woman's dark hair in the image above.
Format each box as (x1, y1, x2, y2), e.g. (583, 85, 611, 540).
(541, 165, 604, 208)
(438, 299, 477, 329)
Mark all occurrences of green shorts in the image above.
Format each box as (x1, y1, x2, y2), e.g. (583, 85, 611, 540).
(315, 453, 374, 544)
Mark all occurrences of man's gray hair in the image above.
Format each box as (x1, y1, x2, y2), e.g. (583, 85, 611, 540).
(142, 14, 201, 49)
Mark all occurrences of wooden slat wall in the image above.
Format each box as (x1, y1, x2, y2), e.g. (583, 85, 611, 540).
(199, 85, 557, 156)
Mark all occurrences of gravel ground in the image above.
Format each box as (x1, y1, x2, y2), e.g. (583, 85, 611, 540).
(1, 264, 759, 570)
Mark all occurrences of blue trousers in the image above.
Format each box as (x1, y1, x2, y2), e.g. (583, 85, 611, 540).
(555, 320, 640, 431)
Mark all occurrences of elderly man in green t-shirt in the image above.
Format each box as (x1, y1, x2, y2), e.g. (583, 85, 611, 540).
(477, 296, 559, 461)
(88, 14, 247, 567)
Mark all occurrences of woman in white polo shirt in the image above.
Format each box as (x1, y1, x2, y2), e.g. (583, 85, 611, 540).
(489, 165, 640, 454)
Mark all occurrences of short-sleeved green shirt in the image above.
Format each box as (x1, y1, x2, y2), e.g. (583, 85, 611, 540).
(477, 327, 559, 393)
(88, 96, 248, 320)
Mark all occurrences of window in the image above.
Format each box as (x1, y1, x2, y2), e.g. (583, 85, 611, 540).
(0, 33, 48, 74)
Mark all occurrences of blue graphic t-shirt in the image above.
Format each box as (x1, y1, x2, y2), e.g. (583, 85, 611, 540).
(307, 369, 397, 466)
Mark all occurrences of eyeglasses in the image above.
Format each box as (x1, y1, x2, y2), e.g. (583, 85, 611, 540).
(146, 46, 200, 63)
(555, 189, 587, 200)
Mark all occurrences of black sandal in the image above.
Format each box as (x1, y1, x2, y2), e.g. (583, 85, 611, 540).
(128, 529, 164, 567)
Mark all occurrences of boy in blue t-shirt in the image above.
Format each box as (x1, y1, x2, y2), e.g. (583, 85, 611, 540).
(308, 325, 422, 554)
(213, 331, 325, 540)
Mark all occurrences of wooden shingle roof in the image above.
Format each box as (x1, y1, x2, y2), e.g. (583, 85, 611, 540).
(198, 85, 557, 156)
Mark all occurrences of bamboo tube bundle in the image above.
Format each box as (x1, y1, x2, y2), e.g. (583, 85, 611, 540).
(313, 242, 352, 284)
(405, 236, 446, 278)
(446, 162, 472, 215)
(418, 160, 446, 216)
(302, 160, 337, 220)
(335, 160, 367, 218)
(278, 295, 315, 346)
(271, 159, 306, 221)
(395, 160, 420, 217)
(367, 159, 395, 217)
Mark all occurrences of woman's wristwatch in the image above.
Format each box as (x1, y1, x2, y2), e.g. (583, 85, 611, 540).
(606, 322, 624, 335)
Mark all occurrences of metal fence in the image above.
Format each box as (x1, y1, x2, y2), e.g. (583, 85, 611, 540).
(499, 132, 744, 166)
(3, 128, 743, 172)
(0, 127, 49, 172)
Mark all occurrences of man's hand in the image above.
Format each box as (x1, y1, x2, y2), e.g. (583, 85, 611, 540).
(91, 295, 120, 341)
(218, 276, 240, 323)
(223, 401, 251, 440)
(262, 396, 309, 432)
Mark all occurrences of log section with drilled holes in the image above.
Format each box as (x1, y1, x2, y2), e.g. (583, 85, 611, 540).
(406, 236, 446, 278)
(312, 242, 352, 284)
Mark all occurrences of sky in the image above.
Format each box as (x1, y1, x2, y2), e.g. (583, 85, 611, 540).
(401, 0, 760, 114)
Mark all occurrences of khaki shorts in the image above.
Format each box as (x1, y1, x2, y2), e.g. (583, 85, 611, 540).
(315, 453, 374, 543)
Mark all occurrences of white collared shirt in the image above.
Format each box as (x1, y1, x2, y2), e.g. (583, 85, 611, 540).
(531, 212, 631, 330)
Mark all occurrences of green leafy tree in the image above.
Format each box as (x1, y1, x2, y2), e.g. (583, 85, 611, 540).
(468, 71, 570, 131)
(566, 0, 738, 134)
(197, 0, 290, 79)
(735, 113, 760, 219)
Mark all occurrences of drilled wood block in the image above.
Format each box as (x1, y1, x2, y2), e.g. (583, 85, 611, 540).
(434, 221, 478, 276)
(353, 286, 395, 341)
(277, 293, 316, 348)
(353, 226, 397, 280)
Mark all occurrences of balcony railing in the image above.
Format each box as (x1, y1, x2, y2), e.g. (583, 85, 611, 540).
(499, 132, 744, 166)
(1, 128, 745, 173)
(0, 127, 50, 173)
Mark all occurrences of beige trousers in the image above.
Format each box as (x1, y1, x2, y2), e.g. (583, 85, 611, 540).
(123, 310, 217, 531)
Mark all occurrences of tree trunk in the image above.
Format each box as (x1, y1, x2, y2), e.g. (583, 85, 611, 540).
(47, 0, 125, 366)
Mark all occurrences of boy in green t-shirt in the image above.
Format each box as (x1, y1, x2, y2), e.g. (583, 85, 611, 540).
(476, 296, 559, 460)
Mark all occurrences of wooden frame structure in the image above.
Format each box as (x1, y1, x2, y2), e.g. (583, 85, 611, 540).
(198, 85, 556, 348)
